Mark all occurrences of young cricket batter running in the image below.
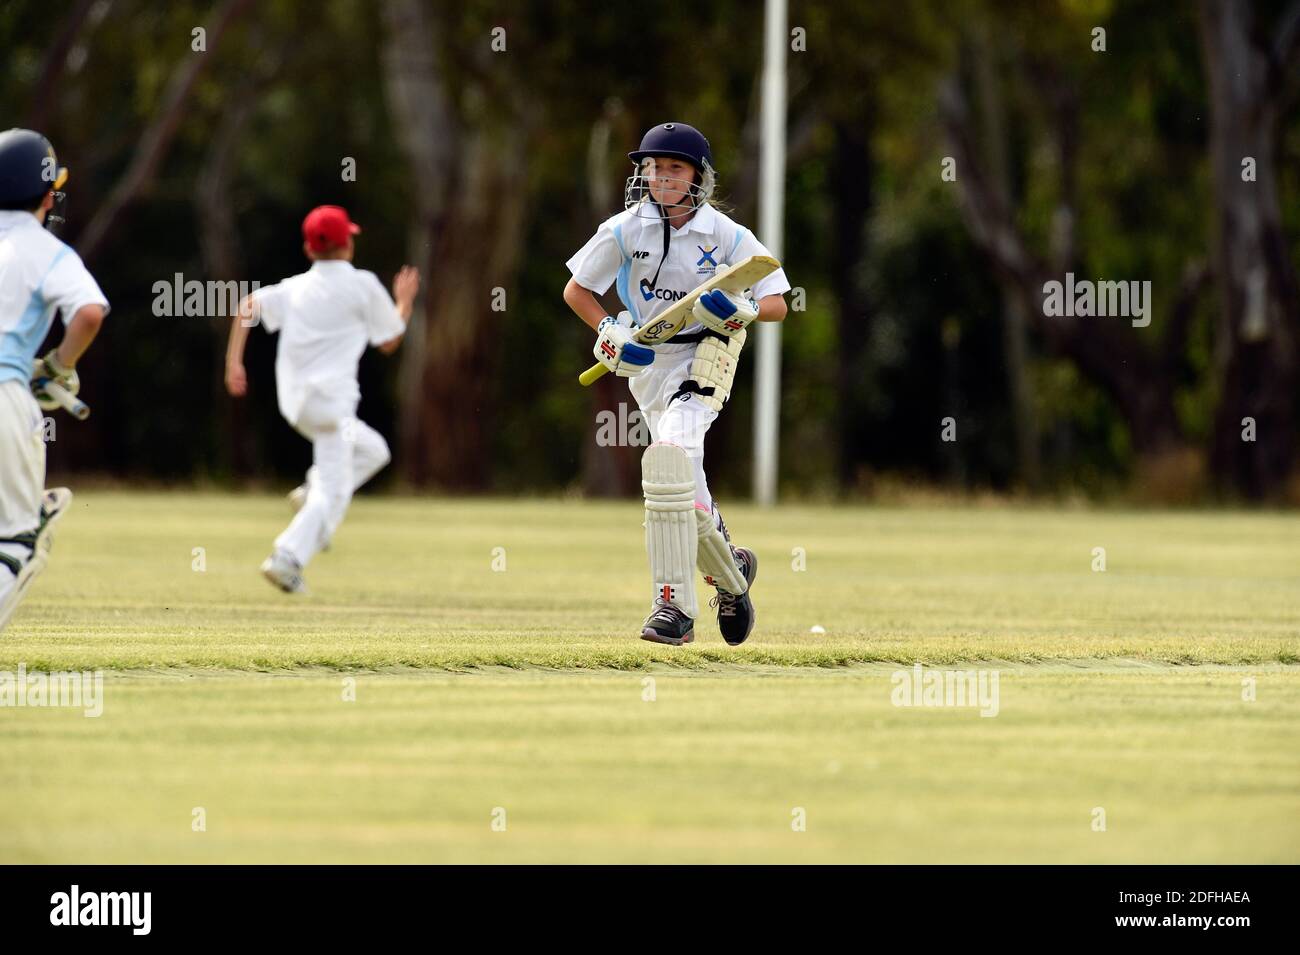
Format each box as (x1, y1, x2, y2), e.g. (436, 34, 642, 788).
(0, 128, 109, 633)
(225, 205, 420, 593)
(563, 122, 790, 646)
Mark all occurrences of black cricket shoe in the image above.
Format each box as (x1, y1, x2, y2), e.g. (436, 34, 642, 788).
(711, 547, 758, 646)
(640, 599, 695, 646)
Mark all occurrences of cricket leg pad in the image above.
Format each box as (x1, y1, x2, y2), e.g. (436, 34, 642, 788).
(0, 488, 72, 634)
(695, 505, 748, 594)
(642, 441, 698, 619)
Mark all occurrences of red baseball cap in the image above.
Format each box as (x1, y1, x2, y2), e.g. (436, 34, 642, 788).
(302, 205, 361, 252)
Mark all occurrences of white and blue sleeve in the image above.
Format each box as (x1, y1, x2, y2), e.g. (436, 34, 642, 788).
(565, 222, 624, 296)
(40, 246, 110, 324)
(728, 227, 791, 301)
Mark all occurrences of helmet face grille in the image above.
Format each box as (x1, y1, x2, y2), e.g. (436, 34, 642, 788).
(623, 157, 715, 219)
(45, 189, 68, 233)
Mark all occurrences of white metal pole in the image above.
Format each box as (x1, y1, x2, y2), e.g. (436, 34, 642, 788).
(754, 0, 787, 506)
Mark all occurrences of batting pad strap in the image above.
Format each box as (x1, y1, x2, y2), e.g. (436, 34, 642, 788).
(642, 442, 699, 619)
(0, 550, 20, 578)
(695, 507, 747, 594)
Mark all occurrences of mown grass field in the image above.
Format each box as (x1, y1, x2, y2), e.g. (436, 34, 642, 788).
(1, 492, 1298, 862)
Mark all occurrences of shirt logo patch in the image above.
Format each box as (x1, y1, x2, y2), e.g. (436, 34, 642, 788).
(640, 278, 685, 302)
(696, 245, 719, 268)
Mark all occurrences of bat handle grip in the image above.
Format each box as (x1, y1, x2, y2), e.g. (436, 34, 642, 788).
(41, 379, 90, 420)
(578, 362, 609, 387)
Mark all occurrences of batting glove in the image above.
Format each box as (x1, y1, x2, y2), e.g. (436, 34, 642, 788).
(31, 350, 80, 411)
(594, 312, 654, 377)
(691, 289, 759, 337)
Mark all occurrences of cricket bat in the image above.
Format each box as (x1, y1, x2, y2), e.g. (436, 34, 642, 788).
(578, 254, 780, 386)
(31, 370, 90, 421)
(43, 379, 90, 420)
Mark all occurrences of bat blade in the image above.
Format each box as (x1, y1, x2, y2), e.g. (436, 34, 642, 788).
(577, 254, 780, 386)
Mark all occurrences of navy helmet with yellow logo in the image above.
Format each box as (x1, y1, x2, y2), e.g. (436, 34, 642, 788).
(0, 128, 69, 229)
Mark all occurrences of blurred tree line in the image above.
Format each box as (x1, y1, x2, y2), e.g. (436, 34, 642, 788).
(3, 0, 1298, 501)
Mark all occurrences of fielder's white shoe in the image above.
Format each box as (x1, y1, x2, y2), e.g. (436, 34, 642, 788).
(260, 548, 308, 594)
(0, 487, 74, 634)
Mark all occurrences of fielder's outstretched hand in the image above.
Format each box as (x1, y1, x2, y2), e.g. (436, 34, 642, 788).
(225, 361, 248, 397)
(393, 265, 421, 314)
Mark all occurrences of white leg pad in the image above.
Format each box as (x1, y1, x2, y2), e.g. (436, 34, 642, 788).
(695, 508, 747, 594)
(642, 441, 698, 618)
(0, 488, 71, 634)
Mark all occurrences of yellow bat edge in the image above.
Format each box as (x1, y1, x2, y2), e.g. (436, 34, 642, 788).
(578, 363, 608, 386)
(577, 254, 780, 386)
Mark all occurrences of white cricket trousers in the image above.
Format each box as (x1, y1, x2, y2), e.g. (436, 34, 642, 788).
(274, 395, 390, 567)
(0, 380, 45, 583)
(628, 342, 720, 512)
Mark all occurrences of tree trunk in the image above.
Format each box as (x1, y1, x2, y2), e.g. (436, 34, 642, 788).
(828, 119, 874, 490)
(77, 0, 254, 263)
(940, 67, 1190, 473)
(379, 0, 454, 487)
(580, 100, 641, 497)
(407, 128, 528, 488)
(380, 0, 530, 489)
(196, 44, 281, 480)
(24, 0, 98, 131)
(1199, 0, 1300, 499)
(971, 30, 1041, 488)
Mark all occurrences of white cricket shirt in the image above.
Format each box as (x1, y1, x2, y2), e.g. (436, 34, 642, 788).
(253, 260, 405, 425)
(566, 202, 790, 338)
(0, 211, 110, 386)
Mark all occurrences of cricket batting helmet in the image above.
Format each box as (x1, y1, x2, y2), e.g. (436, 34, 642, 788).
(0, 128, 68, 206)
(624, 121, 717, 226)
(628, 122, 713, 172)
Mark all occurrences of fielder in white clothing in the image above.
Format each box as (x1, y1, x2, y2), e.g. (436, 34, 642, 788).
(0, 128, 109, 633)
(225, 204, 420, 593)
(563, 122, 790, 646)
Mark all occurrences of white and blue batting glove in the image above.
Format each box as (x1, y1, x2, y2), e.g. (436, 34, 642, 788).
(691, 289, 759, 337)
(594, 311, 654, 377)
(31, 351, 80, 412)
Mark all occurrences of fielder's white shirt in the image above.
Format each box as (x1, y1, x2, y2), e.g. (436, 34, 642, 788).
(0, 211, 110, 386)
(253, 260, 405, 425)
(566, 202, 790, 336)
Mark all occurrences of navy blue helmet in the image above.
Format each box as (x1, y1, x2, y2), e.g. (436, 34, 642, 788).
(628, 122, 712, 173)
(623, 122, 717, 269)
(0, 128, 67, 207)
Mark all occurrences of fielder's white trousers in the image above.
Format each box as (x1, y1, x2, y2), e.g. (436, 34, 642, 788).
(0, 380, 45, 584)
(274, 392, 390, 567)
(628, 343, 719, 512)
